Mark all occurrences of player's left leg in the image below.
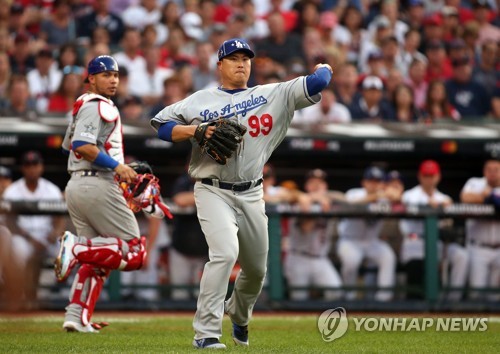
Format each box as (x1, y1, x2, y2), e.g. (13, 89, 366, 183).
(445, 243, 469, 301)
(367, 240, 396, 302)
(63, 264, 109, 333)
(225, 188, 268, 346)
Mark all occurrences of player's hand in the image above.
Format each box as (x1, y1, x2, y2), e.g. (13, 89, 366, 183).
(314, 63, 333, 73)
(114, 163, 138, 184)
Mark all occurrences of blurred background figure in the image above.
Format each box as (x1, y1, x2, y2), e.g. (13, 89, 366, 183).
(399, 160, 468, 301)
(169, 170, 209, 300)
(2, 151, 65, 308)
(47, 65, 85, 115)
(337, 166, 396, 302)
(0, 165, 12, 225)
(461, 156, 500, 301)
(1, 74, 37, 118)
(284, 169, 343, 301)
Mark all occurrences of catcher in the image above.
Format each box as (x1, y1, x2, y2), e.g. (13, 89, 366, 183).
(55, 55, 170, 333)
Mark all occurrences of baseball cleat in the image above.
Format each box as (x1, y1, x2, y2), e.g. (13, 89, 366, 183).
(192, 338, 227, 349)
(63, 321, 98, 333)
(54, 231, 78, 282)
(231, 322, 249, 346)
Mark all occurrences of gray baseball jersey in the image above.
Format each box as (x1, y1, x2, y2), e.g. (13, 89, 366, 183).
(151, 77, 320, 181)
(62, 93, 124, 172)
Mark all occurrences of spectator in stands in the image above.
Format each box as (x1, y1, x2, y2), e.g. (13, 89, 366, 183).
(56, 43, 82, 71)
(446, 38, 469, 68)
(421, 14, 445, 46)
(156, 0, 182, 46)
(492, 87, 500, 120)
(255, 11, 305, 65)
(399, 28, 426, 77)
(441, 6, 462, 42)
(39, 0, 76, 49)
(3, 151, 65, 307)
(9, 32, 36, 75)
(445, 55, 491, 119)
(335, 4, 366, 64)
(425, 40, 453, 82)
(399, 160, 468, 301)
(192, 41, 217, 91)
(121, 0, 161, 32)
(76, 0, 125, 46)
(149, 75, 187, 118)
(159, 25, 196, 69)
(0, 165, 12, 224)
(113, 27, 146, 78)
(460, 156, 500, 300)
(337, 166, 396, 302)
(90, 26, 114, 52)
(292, 88, 351, 127)
(367, 0, 408, 45)
(292, 0, 320, 36)
(128, 46, 173, 109)
(472, 0, 500, 45)
(0, 27, 10, 53)
(47, 65, 84, 115)
(472, 40, 499, 97)
(333, 62, 360, 107)
(121, 95, 146, 122)
(285, 168, 343, 301)
(403, 58, 428, 110)
(348, 75, 394, 122)
(359, 16, 393, 74)
(241, 0, 269, 41)
(462, 21, 481, 58)
(424, 79, 461, 122)
(384, 67, 404, 104)
(405, 0, 426, 30)
(169, 171, 209, 300)
(0, 50, 11, 105)
(1, 74, 37, 119)
(27, 48, 63, 114)
(390, 83, 425, 122)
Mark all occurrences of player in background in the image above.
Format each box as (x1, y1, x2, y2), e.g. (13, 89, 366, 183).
(399, 160, 468, 301)
(337, 166, 397, 302)
(55, 55, 148, 333)
(151, 38, 332, 349)
(460, 156, 500, 300)
(284, 169, 343, 301)
(3, 151, 65, 308)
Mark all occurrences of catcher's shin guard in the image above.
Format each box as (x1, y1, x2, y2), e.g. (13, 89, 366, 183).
(68, 264, 109, 326)
(72, 237, 147, 271)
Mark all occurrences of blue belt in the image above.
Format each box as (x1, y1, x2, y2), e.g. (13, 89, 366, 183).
(200, 178, 263, 192)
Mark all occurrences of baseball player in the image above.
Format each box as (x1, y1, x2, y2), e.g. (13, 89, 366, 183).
(460, 157, 500, 300)
(399, 160, 468, 301)
(284, 169, 343, 301)
(151, 38, 332, 349)
(55, 55, 148, 333)
(337, 166, 396, 302)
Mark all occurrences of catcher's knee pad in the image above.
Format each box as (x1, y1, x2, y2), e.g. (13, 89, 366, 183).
(73, 239, 127, 270)
(122, 236, 147, 271)
(69, 264, 109, 325)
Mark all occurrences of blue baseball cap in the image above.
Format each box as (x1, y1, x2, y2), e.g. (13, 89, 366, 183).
(363, 166, 385, 180)
(217, 38, 255, 61)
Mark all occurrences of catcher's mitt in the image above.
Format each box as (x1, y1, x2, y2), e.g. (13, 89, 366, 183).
(127, 160, 153, 175)
(194, 118, 247, 165)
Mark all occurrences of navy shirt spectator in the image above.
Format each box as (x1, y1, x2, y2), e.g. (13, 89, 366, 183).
(76, 0, 125, 46)
(445, 55, 491, 119)
(348, 75, 395, 122)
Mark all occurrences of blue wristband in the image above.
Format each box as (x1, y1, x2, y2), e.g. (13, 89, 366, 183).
(93, 151, 119, 170)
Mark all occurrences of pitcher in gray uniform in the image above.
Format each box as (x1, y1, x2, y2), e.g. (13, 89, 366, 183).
(151, 38, 333, 349)
(55, 55, 147, 333)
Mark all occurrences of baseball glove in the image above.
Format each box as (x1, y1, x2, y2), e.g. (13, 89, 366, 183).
(194, 119, 247, 165)
(127, 160, 153, 175)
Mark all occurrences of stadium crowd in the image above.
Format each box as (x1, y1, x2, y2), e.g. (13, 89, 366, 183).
(0, 0, 499, 309)
(0, 0, 499, 123)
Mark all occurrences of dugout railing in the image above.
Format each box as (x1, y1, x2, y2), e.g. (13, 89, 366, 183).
(1, 199, 499, 312)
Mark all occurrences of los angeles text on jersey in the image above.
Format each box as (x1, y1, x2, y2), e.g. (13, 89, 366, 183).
(199, 94, 268, 120)
(353, 317, 488, 332)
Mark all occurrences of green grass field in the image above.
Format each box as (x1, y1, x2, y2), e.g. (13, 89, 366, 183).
(0, 313, 499, 353)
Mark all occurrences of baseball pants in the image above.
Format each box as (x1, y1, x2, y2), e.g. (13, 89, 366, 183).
(193, 182, 268, 340)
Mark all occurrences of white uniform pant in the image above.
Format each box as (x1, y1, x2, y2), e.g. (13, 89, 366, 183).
(337, 239, 396, 301)
(284, 253, 342, 300)
(193, 183, 268, 340)
(468, 244, 500, 300)
(169, 247, 207, 300)
(440, 243, 469, 301)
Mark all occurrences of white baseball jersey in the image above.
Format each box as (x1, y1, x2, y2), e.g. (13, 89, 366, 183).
(337, 188, 384, 240)
(399, 185, 452, 236)
(3, 177, 63, 246)
(461, 177, 500, 245)
(288, 218, 335, 258)
(151, 78, 320, 181)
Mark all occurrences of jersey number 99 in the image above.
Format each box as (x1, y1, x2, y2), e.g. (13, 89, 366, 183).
(248, 114, 273, 137)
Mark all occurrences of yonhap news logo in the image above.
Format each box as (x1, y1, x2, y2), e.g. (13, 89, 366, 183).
(318, 308, 489, 341)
